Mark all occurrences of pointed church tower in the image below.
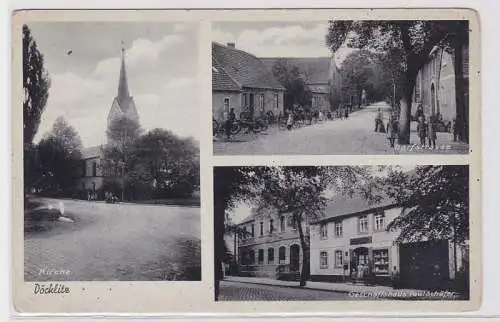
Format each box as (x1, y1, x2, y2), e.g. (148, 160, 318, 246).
(107, 43, 140, 131)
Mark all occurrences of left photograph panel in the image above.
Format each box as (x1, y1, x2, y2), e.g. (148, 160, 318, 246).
(22, 21, 201, 281)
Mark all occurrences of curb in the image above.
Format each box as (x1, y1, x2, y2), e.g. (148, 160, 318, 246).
(223, 278, 351, 295)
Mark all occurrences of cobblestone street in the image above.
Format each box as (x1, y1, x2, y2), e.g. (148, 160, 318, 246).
(24, 198, 201, 281)
(213, 102, 469, 155)
(218, 281, 352, 301)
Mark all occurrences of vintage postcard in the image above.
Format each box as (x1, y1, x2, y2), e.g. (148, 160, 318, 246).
(12, 8, 480, 315)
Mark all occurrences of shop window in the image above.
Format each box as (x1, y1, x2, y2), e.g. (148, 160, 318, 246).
(267, 248, 274, 264)
(335, 250, 343, 267)
(373, 249, 389, 275)
(320, 223, 328, 239)
(335, 221, 343, 237)
(258, 249, 264, 265)
(279, 246, 286, 264)
(320, 251, 328, 269)
(374, 211, 385, 231)
(359, 215, 369, 233)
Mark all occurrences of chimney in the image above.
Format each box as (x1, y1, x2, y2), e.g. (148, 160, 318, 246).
(227, 42, 235, 48)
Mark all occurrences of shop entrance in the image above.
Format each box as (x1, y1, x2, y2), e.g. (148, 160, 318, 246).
(289, 244, 300, 271)
(350, 247, 370, 280)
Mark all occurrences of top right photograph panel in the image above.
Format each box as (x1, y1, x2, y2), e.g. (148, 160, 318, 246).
(212, 20, 471, 155)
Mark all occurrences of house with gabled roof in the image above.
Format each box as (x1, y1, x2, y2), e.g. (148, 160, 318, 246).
(212, 42, 286, 122)
(260, 57, 341, 113)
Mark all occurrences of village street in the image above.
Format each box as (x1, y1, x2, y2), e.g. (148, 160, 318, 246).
(24, 198, 201, 281)
(218, 281, 351, 301)
(213, 102, 469, 155)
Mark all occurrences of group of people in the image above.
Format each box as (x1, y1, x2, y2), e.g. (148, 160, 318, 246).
(416, 114, 439, 149)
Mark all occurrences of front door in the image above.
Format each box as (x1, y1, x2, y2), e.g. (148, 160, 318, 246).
(350, 247, 369, 280)
(290, 244, 300, 271)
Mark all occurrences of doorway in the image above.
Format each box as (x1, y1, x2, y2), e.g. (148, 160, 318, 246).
(290, 244, 300, 271)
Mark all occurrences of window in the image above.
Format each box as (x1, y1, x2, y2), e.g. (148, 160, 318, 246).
(373, 249, 389, 275)
(223, 97, 230, 113)
(92, 161, 97, 177)
(274, 93, 279, 110)
(320, 251, 328, 269)
(374, 211, 385, 231)
(258, 249, 264, 264)
(320, 223, 328, 239)
(269, 219, 274, 234)
(242, 226, 248, 240)
(267, 248, 274, 264)
(335, 250, 343, 267)
(334, 222, 343, 237)
(260, 221, 264, 236)
(280, 216, 285, 232)
(251, 224, 255, 237)
(279, 246, 286, 264)
(463, 47, 469, 77)
(248, 250, 255, 264)
(359, 215, 369, 233)
(260, 93, 265, 112)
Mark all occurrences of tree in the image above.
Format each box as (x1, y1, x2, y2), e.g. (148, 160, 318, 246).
(383, 165, 469, 244)
(213, 166, 375, 295)
(340, 50, 376, 107)
(326, 20, 468, 144)
(102, 116, 143, 199)
(271, 59, 313, 113)
(23, 24, 51, 191)
(23, 24, 51, 144)
(36, 117, 83, 193)
(126, 129, 199, 200)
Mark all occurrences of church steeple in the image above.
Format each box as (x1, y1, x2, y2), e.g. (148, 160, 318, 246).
(117, 41, 130, 107)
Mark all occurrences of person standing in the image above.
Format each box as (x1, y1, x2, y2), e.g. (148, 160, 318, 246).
(428, 115, 437, 149)
(417, 116, 427, 146)
(286, 112, 294, 130)
(386, 116, 399, 148)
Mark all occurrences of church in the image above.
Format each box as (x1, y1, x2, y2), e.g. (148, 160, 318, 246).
(76, 45, 140, 199)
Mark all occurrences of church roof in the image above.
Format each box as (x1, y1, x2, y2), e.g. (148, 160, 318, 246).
(116, 46, 132, 112)
(212, 42, 285, 90)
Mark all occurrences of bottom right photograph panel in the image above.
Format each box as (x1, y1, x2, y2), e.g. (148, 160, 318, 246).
(213, 165, 470, 302)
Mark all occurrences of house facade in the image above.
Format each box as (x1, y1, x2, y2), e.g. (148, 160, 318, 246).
(212, 42, 285, 122)
(412, 44, 469, 136)
(261, 57, 341, 113)
(234, 208, 308, 280)
(310, 195, 468, 289)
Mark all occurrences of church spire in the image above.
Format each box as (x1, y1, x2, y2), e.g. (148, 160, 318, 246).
(117, 41, 130, 105)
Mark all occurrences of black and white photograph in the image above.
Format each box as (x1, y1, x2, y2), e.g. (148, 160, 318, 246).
(22, 22, 201, 281)
(214, 165, 470, 301)
(212, 21, 470, 155)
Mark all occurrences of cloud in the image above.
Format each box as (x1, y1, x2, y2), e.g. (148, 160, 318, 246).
(34, 31, 198, 147)
(212, 23, 332, 57)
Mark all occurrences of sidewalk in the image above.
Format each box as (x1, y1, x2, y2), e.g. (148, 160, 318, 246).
(224, 276, 462, 300)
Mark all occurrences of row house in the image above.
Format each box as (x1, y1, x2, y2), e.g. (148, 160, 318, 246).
(234, 208, 309, 281)
(212, 42, 285, 123)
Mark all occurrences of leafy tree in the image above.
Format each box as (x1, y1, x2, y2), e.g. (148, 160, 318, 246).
(213, 166, 375, 294)
(23, 24, 51, 191)
(36, 117, 83, 193)
(326, 20, 469, 144)
(102, 116, 143, 199)
(23, 24, 51, 144)
(340, 50, 376, 107)
(126, 129, 199, 200)
(383, 165, 469, 244)
(271, 59, 313, 113)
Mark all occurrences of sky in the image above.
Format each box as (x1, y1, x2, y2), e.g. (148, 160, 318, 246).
(28, 22, 200, 148)
(212, 21, 356, 66)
